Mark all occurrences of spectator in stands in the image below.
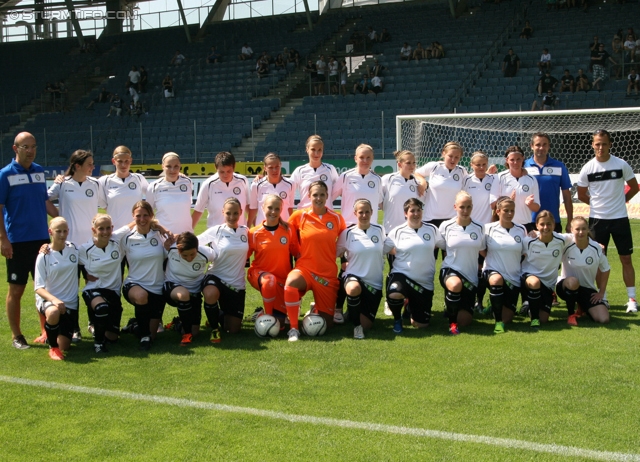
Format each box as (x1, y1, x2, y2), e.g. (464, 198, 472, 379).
(274, 54, 286, 71)
(352, 73, 371, 94)
(431, 41, 444, 58)
(400, 42, 412, 61)
(57, 80, 68, 112)
(588, 36, 600, 72)
(207, 46, 221, 64)
(303, 59, 318, 94)
(576, 68, 590, 92)
(316, 55, 327, 95)
(412, 42, 426, 61)
(340, 59, 348, 96)
(256, 59, 269, 78)
(127, 82, 139, 105)
(611, 36, 624, 79)
(537, 48, 552, 74)
(328, 57, 339, 94)
(107, 94, 123, 116)
(239, 43, 253, 61)
(163, 75, 174, 98)
(139, 66, 148, 93)
(627, 68, 639, 95)
(591, 43, 617, 90)
(170, 50, 186, 65)
(46, 82, 59, 111)
(624, 33, 636, 63)
(502, 48, 520, 78)
(367, 26, 378, 45)
(369, 73, 383, 95)
(520, 21, 533, 39)
(537, 70, 558, 96)
(260, 50, 272, 64)
(86, 87, 111, 110)
(532, 90, 559, 111)
(368, 58, 386, 77)
(288, 47, 300, 67)
(559, 69, 575, 93)
(379, 28, 391, 43)
(128, 65, 140, 92)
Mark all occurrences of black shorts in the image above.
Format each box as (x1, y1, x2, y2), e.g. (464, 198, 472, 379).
(202, 274, 246, 319)
(589, 217, 634, 256)
(387, 272, 434, 324)
(482, 270, 520, 311)
(6, 239, 49, 285)
(82, 288, 123, 333)
(122, 283, 165, 319)
(439, 267, 476, 314)
(555, 280, 605, 311)
(520, 273, 553, 313)
(38, 308, 77, 339)
(162, 281, 203, 308)
(343, 274, 383, 323)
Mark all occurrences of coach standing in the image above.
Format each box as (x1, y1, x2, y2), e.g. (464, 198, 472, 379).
(0, 132, 57, 349)
(577, 130, 638, 313)
(524, 132, 573, 231)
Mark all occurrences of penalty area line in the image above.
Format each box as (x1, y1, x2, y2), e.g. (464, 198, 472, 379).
(1, 375, 638, 461)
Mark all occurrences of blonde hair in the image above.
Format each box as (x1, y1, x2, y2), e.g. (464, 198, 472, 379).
(261, 194, 289, 230)
(394, 150, 415, 163)
(455, 190, 472, 204)
(113, 146, 132, 158)
(305, 134, 323, 148)
(470, 150, 488, 164)
(353, 198, 372, 211)
(92, 213, 113, 226)
(49, 217, 68, 229)
(162, 152, 180, 164)
(442, 141, 463, 156)
(355, 144, 374, 156)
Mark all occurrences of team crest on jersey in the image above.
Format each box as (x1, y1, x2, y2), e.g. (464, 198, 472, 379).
(552, 249, 560, 257)
(409, 185, 416, 192)
(546, 167, 553, 174)
(150, 238, 159, 246)
(320, 174, 328, 181)
(522, 185, 529, 192)
(240, 235, 248, 242)
(368, 181, 375, 188)
(192, 262, 202, 271)
(70, 254, 77, 263)
(280, 237, 288, 244)
(128, 182, 137, 190)
(233, 187, 241, 195)
(35, 174, 41, 181)
(371, 235, 379, 243)
(453, 174, 460, 181)
(611, 171, 617, 178)
(423, 233, 431, 241)
(111, 250, 119, 259)
(470, 232, 478, 240)
(180, 184, 187, 192)
(279, 191, 287, 199)
(586, 256, 594, 265)
(514, 236, 522, 243)
(86, 189, 94, 197)
(485, 183, 492, 190)
(327, 222, 334, 229)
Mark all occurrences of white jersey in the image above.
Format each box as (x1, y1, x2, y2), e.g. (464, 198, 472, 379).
(383, 222, 443, 290)
(521, 233, 569, 290)
(249, 176, 294, 223)
(165, 245, 218, 293)
(439, 218, 486, 286)
(48, 177, 100, 247)
(198, 224, 249, 290)
(381, 172, 424, 233)
(120, 228, 167, 294)
(34, 242, 79, 311)
(463, 174, 495, 225)
(490, 171, 540, 225)
(332, 168, 383, 226)
(336, 224, 385, 289)
(483, 221, 527, 287)
(577, 155, 635, 219)
(78, 238, 124, 292)
(194, 173, 250, 227)
(290, 162, 339, 209)
(560, 238, 610, 291)
(146, 176, 193, 234)
(98, 173, 149, 228)
(417, 162, 468, 220)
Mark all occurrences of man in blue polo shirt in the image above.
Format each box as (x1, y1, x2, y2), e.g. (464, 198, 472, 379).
(524, 132, 573, 232)
(0, 132, 57, 350)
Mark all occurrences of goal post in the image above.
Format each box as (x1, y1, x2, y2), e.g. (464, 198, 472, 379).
(396, 108, 640, 174)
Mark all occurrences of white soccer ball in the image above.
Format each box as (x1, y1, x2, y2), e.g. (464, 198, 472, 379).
(301, 314, 327, 337)
(254, 315, 280, 338)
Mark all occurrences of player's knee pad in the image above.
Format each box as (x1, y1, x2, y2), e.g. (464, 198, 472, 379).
(489, 284, 504, 297)
(387, 280, 405, 298)
(445, 289, 462, 303)
(94, 302, 109, 319)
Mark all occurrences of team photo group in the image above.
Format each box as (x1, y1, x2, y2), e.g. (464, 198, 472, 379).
(1, 129, 637, 361)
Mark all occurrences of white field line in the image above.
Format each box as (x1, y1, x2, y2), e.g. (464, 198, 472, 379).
(1, 375, 639, 461)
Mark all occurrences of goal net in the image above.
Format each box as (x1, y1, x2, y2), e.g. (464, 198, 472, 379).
(396, 108, 640, 174)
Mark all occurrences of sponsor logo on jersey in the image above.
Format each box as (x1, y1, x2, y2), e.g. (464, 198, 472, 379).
(192, 262, 202, 271)
(70, 254, 77, 262)
(470, 232, 478, 240)
(327, 222, 334, 229)
(320, 174, 328, 181)
(150, 238, 159, 246)
(522, 185, 529, 192)
(180, 184, 187, 192)
(240, 235, 248, 242)
(552, 249, 560, 257)
(586, 256, 594, 265)
(129, 182, 137, 190)
(233, 187, 241, 195)
(280, 237, 288, 244)
(86, 189, 94, 197)
(368, 181, 375, 188)
(111, 250, 119, 259)
(371, 235, 379, 243)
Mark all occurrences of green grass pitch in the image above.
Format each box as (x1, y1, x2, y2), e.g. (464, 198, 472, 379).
(1, 215, 639, 461)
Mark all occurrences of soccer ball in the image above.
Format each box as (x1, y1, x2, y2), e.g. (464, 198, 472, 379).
(254, 315, 280, 338)
(301, 314, 327, 337)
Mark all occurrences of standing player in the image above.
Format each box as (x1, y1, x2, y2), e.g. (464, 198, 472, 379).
(381, 150, 424, 234)
(192, 151, 249, 229)
(198, 198, 250, 337)
(557, 216, 610, 325)
(577, 129, 638, 312)
(98, 145, 149, 229)
(285, 181, 346, 342)
(384, 198, 443, 334)
(482, 197, 527, 333)
(438, 191, 486, 335)
(290, 135, 339, 210)
(0, 132, 57, 350)
(336, 199, 385, 339)
(147, 152, 193, 234)
(247, 153, 294, 227)
(332, 144, 383, 226)
(490, 146, 540, 230)
(248, 195, 299, 328)
(524, 133, 573, 232)
(34, 217, 78, 360)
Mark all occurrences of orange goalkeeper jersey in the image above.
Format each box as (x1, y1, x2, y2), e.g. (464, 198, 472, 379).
(248, 222, 299, 281)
